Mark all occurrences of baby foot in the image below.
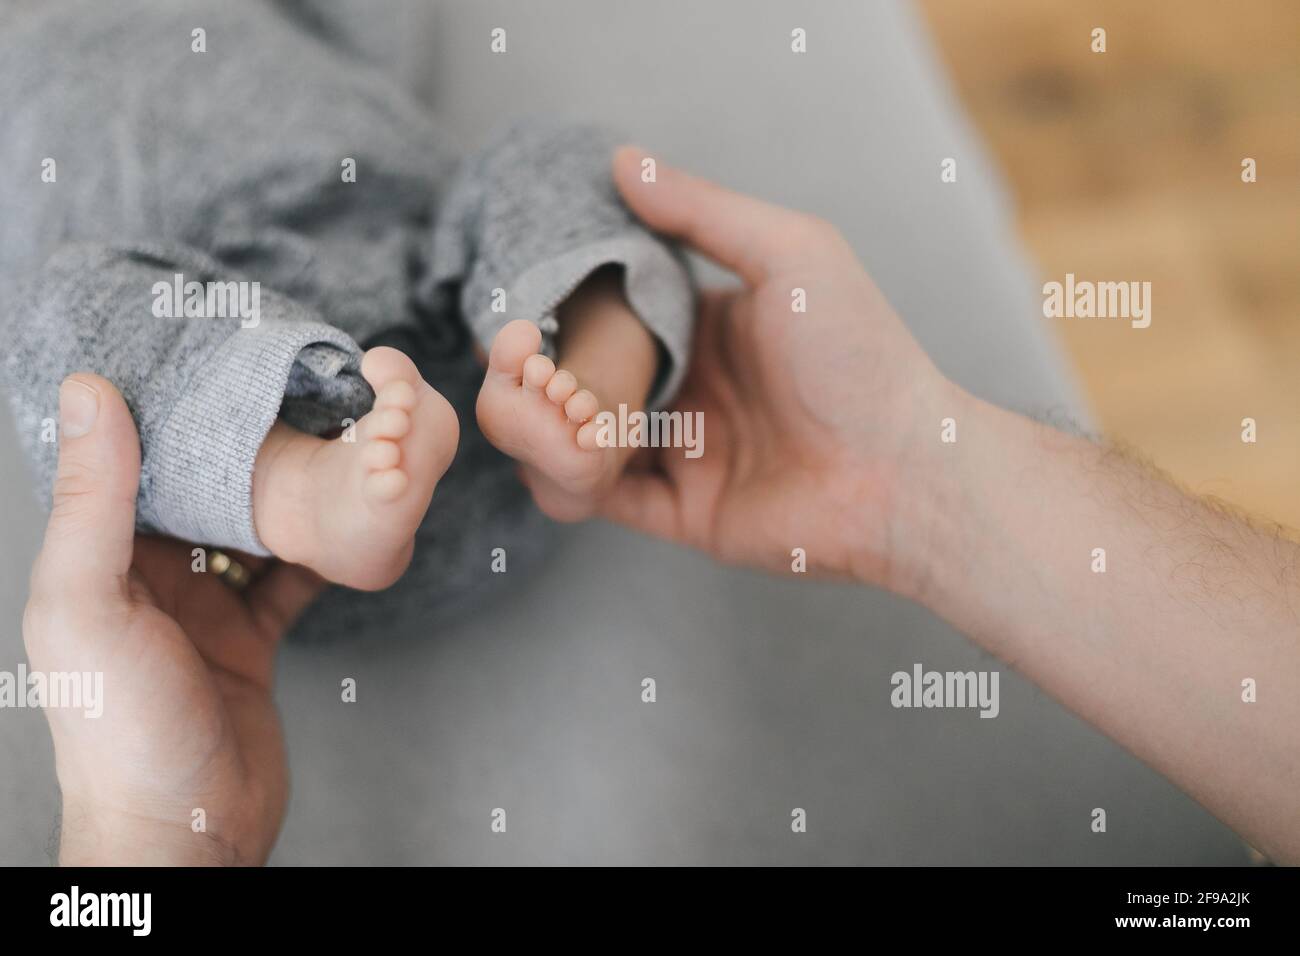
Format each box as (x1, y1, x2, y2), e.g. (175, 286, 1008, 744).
(476, 319, 617, 521)
(252, 346, 458, 590)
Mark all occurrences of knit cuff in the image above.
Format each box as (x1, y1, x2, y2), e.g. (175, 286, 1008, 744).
(143, 322, 371, 555)
(465, 234, 695, 410)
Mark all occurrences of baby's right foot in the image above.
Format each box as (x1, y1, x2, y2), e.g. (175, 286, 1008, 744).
(252, 347, 458, 591)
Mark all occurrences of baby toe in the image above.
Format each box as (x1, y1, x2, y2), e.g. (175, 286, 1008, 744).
(545, 370, 578, 405)
(523, 353, 555, 390)
(364, 468, 409, 502)
(487, 319, 543, 381)
(375, 379, 417, 411)
(576, 420, 603, 451)
(362, 406, 411, 442)
(564, 389, 599, 423)
(362, 345, 422, 392)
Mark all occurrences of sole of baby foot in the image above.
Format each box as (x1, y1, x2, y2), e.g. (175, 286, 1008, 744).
(252, 346, 458, 590)
(476, 319, 620, 522)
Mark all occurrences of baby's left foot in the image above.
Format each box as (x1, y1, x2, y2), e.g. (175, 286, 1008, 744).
(476, 319, 618, 521)
(253, 347, 458, 590)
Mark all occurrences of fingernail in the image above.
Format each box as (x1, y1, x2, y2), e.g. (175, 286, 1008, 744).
(59, 379, 99, 438)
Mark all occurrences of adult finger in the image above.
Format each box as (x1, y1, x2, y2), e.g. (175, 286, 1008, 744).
(612, 145, 818, 285)
(30, 374, 141, 604)
(599, 467, 686, 546)
(246, 562, 327, 644)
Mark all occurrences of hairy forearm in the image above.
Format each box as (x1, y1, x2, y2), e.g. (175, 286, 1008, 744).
(894, 390, 1300, 862)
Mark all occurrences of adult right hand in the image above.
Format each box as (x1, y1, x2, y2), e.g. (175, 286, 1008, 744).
(24, 375, 323, 865)
(606, 146, 956, 595)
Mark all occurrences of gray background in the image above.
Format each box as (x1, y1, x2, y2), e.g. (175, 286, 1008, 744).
(0, 0, 1247, 864)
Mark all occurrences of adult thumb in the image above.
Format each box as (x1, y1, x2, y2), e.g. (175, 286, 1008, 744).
(612, 145, 811, 286)
(31, 374, 141, 602)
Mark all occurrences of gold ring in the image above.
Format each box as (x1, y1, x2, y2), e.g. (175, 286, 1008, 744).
(208, 549, 253, 591)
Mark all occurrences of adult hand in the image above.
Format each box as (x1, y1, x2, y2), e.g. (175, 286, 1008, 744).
(23, 374, 323, 865)
(608, 148, 1300, 864)
(606, 146, 955, 594)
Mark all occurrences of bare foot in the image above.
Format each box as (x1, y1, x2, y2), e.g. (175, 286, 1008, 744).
(475, 319, 620, 521)
(252, 346, 458, 590)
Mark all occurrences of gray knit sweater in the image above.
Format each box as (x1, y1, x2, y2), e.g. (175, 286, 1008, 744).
(0, 0, 693, 638)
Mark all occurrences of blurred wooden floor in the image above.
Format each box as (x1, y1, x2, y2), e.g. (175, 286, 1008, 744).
(917, 0, 1300, 526)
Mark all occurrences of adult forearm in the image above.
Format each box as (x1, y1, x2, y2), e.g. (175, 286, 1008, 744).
(892, 389, 1300, 862)
(58, 799, 238, 866)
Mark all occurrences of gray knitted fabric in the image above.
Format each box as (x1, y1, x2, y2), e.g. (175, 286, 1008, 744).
(0, 0, 693, 634)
